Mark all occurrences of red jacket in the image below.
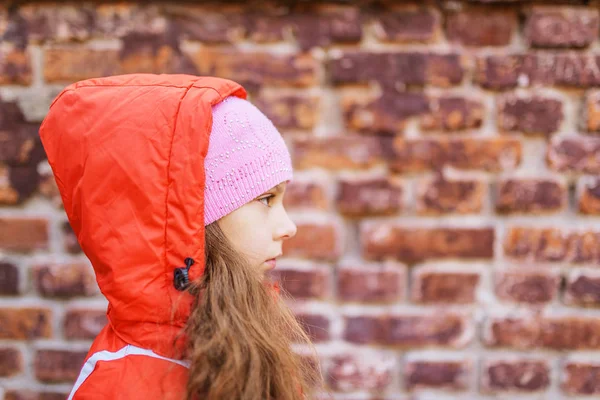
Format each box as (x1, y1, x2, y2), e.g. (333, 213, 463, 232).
(40, 74, 247, 399)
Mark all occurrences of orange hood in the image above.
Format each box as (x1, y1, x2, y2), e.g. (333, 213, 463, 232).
(39, 74, 246, 358)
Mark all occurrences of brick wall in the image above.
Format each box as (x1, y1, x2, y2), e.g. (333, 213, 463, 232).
(2, 1, 600, 399)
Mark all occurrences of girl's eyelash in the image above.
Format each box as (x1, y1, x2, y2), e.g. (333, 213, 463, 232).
(257, 194, 275, 206)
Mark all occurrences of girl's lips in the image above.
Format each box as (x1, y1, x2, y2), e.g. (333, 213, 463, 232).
(265, 259, 277, 270)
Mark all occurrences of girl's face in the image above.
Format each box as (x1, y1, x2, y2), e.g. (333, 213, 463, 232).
(217, 182, 297, 274)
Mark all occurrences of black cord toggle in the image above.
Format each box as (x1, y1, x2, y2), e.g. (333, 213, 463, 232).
(173, 257, 195, 291)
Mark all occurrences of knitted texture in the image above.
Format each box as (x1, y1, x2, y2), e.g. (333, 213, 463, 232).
(204, 96, 293, 225)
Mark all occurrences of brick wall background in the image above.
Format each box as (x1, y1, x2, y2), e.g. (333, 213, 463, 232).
(2, 0, 600, 399)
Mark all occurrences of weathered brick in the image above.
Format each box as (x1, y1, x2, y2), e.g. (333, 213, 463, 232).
(187, 49, 318, 89)
(495, 270, 560, 304)
(495, 178, 566, 214)
(32, 263, 98, 298)
(548, 136, 600, 173)
(504, 227, 600, 263)
(585, 90, 600, 132)
(95, 4, 166, 37)
(0, 165, 19, 204)
(0, 47, 32, 85)
(34, 349, 87, 382)
(373, 9, 439, 42)
(330, 52, 464, 87)
(361, 224, 494, 264)
(0, 308, 52, 339)
(482, 359, 550, 392)
(283, 180, 328, 210)
(0, 98, 44, 166)
(390, 137, 522, 173)
(404, 360, 470, 391)
(446, 9, 515, 47)
(4, 391, 67, 400)
(565, 271, 600, 306)
(269, 267, 330, 299)
(0, 347, 23, 377)
(342, 91, 429, 135)
(562, 362, 600, 395)
(336, 177, 403, 216)
(525, 6, 599, 48)
(243, 12, 286, 42)
(292, 136, 392, 170)
(344, 313, 471, 347)
(290, 7, 362, 50)
(498, 95, 563, 135)
(416, 175, 485, 215)
(411, 268, 480, 304)
(0, 218, 48, 252)
(62, 220, 81, 253)
(294, 312, 330, 342)
(0, 261, 19, 295)
(254, 93, 319, 130)
(421, 96, 484, 131)
(6, 165, 41, 204)
(485, 315, 600, 350)
(167, 6, 243, 44)
(337, 265, 404, 303)
(17, 4, 95, 43)
(64, 309, 107, 340)
(476, 54, 600, 89)
(326, 353, 394, 392)
(283, 223, 341, 261)
(44, 48, 119, 82)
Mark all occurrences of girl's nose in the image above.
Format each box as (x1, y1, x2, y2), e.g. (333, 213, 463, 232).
(279, 209, 297, 240)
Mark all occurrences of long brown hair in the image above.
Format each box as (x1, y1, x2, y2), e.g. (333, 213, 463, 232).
(181, 222, 323, 399)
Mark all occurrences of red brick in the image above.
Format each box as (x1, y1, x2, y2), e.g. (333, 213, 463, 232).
(498, 95, 563, 135)
(283, 180, 328, 210)
(562, 362, 600, 395)
(290, 7, 362, 50)
(374, 8, 438, 42)
(62, 220, 81, 253)
(0, 347, 23, 377)
(565, 271, 600, 306)
(0, 308, 52, 339)
(243, 12, 286, 43)
(390, 137, 522, 173)
(32, 263, 98, 298)
(4, 392, 68, 400)
(336, 177, 403, 216)
(0, 261, 19, 295)
(18, 4, 95, 43)
(446, 9, 516, 47)
(482, 359, 550, 392)
(0, 47, 32, 85)
(495, 270, 560, 304)
(416, 176, 485, 215)
(585, 90, 600, 132)
(94, 4, 167, 38)
(525, 7, 599, 48)
(168, 7, 243, 44)
(7, 165, 42, 205)
(34, 349, 87, 382)
(330, 52, 464, 87)
(344, 313, 471, 347)
(342, 91, 429, 135)
(292, 136, 392, 171)
(294, 313, 330, 342)
(187, 49, 318, 88)
(361, 224, 494, 264)
(337, 265, 404, 303)
(0, 217, 49, 252)
(0, 98, 44, 166)
(326, 353, 394, 391)
(283, 223, 341, 261)
(548, 136, 600, 173)
(421, 96, 484, 131)
(476, 54, 600, 89)
(495, 178, 566, 214)
(485, 315, 600, 350)
(64, 309, 107, 340)
(579, 178, 600, 214)
(411, 268, 480, 304)
(504, 227, 600, 263)
(404, 359, 470, 391)
(253, 93, 319, 130)
(269, 267, 330, 299)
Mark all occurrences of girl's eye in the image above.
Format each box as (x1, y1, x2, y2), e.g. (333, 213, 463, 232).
(258, 195, 274, 207)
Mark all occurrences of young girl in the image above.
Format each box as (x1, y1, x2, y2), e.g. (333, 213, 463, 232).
(39, 74, 323, 399)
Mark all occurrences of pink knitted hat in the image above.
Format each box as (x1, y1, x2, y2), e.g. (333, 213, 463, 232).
(204, 96, 293, 225)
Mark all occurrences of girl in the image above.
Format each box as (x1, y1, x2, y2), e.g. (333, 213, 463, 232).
(39, 74, 323, 399)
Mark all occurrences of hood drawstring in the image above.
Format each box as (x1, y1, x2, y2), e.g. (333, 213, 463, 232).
(173, 257, 195, 291)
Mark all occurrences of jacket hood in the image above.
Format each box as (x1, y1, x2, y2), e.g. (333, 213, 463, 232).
(39, 74, 246, 358)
